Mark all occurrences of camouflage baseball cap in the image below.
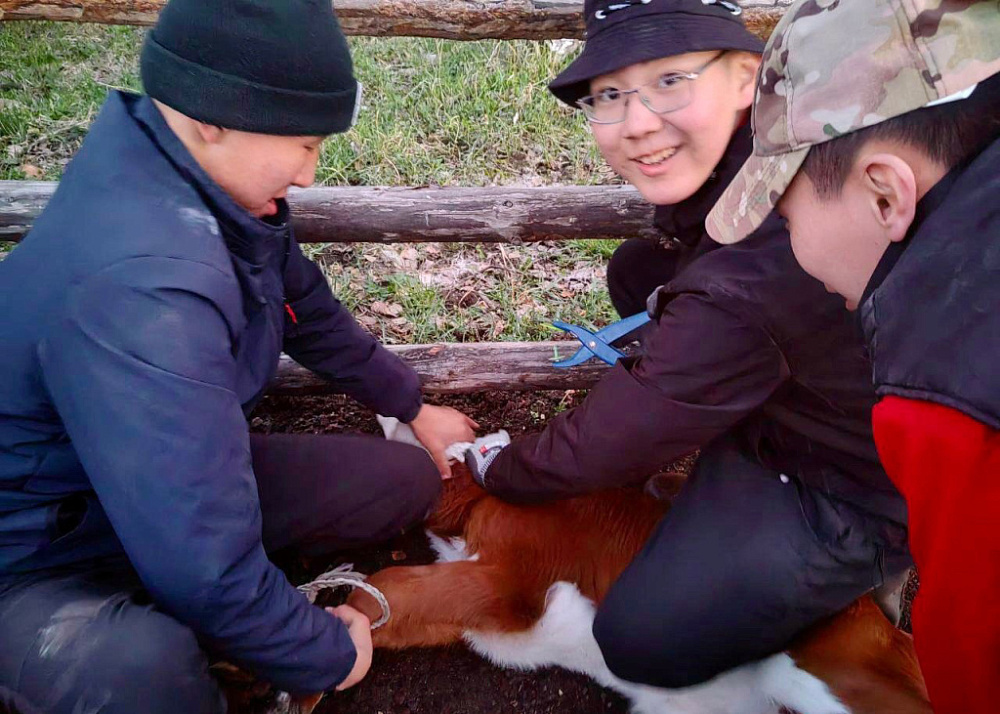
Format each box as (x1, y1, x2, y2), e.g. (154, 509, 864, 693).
(706, 0, 1000, 245)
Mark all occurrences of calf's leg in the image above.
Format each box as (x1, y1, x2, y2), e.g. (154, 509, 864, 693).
(348, 561, 546, 649)
(790, 597, 931, 714)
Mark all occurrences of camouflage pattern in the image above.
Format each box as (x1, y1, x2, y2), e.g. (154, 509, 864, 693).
(707, 0, 1000, 245)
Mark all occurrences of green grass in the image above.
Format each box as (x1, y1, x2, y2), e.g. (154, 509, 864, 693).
(0, 23, 626, 343)
(314, 240, 619, 345)
(0, 23, 142, 180)
(0, 24, 607, 186)
(567, 238, 622, 262)
(320, 37, 610, 187)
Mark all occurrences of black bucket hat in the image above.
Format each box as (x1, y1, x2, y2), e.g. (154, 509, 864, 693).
(549, 0, 765, 107)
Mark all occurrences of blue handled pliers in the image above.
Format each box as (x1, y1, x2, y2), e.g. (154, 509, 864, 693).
(551, 311, 651, 368)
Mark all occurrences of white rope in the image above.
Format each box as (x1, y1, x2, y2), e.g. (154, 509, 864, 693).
(297, 563, 391, 629)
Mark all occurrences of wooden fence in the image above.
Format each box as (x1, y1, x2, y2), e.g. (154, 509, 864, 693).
(0, 0, 790, 40)
(0, 0, 792, 394)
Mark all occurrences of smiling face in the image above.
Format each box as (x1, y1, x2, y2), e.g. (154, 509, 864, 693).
(588, 51, 758, 206)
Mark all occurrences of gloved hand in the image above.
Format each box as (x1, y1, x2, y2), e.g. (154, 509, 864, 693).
(464, 430, 511, 488)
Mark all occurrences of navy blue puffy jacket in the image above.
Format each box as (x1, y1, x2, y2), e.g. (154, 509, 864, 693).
(0, 92, 422, 692)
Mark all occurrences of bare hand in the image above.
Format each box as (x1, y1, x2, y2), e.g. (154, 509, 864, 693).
(409, 404, 479, 478)
(327, 605, 372, 691)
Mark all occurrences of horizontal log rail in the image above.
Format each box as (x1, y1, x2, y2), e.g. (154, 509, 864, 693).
(0, 1, 790, 395)
(0, 181, 659, 244)
(0, 0, 791, 40)
(271, 341, 611, 395)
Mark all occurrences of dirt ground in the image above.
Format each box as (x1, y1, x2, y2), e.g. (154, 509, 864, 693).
(238, 390, 916, 714)
(253, 530, 627, 714)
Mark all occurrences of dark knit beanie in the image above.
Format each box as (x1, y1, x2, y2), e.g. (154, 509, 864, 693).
(140, 0, 359, 136)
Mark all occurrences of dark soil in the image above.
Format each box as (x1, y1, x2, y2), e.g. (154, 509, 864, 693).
(248, 391, 590, 441)
(237, 390, 916, 714)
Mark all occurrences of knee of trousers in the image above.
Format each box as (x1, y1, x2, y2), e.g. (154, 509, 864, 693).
(606, 239, 650, 312)
(0, 686, 43, 714)
(36, 607, 225, 714)
(373, 442, 443, 530)
(405, 457, 444, 524)
(593, 590, 728, 690)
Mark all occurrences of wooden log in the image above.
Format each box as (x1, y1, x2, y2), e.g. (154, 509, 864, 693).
(0, 181, 659, 244)
(0, 0, 792, 40)
(271, 341, 610, 395)
(0, 181, 51, 243)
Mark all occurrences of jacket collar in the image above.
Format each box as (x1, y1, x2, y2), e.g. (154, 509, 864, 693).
(125, 92, 288, 266)
(653, 120, 753, 248)
(856, 133, 1000, 427)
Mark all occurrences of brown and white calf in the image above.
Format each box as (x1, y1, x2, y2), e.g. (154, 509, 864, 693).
(349, 467, 931, 714)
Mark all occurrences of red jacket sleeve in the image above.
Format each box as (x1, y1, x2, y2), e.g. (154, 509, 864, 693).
(873, 396, 1000, 714)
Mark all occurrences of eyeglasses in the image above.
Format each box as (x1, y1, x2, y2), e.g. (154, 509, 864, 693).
(577, 52, 728, 125)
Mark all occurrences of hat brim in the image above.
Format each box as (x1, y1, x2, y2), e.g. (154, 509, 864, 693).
(549, 12, 764, 107)
(706, 147, 809, 245)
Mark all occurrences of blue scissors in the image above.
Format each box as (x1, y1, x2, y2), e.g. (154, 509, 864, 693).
(551, 311, 651, 368)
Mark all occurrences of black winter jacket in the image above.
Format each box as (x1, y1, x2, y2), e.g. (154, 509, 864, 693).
(486, 126, 905, 523)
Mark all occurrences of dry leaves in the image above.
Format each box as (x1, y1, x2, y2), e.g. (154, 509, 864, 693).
(371, 301, 405, 317)
(316, 240, 616, 345)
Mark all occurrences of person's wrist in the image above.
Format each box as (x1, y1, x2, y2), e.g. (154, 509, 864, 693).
(401, 399, 424, 425)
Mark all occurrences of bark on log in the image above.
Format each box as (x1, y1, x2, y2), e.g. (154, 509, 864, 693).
(272, 341, 609, 395)
(0, 181, 659, 244)
(0, 0, 793, 40)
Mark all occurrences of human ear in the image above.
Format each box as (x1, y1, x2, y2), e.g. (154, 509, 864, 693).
(195, 122, 226, 145)
(859, 153, 917, 245)
(730, 52, 761, 110)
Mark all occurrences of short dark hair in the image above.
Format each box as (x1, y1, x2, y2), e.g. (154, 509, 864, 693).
(802, 73, 1000, 198)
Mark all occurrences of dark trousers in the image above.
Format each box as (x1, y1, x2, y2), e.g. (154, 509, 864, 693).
(593, 439, 911, 688)
(606, 238, 680, 319)
(596, 241, 913, 688)
(0, 433, 440, 714)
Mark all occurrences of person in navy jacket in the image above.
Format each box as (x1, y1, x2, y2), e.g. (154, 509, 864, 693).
(0, 1, 476, 711)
